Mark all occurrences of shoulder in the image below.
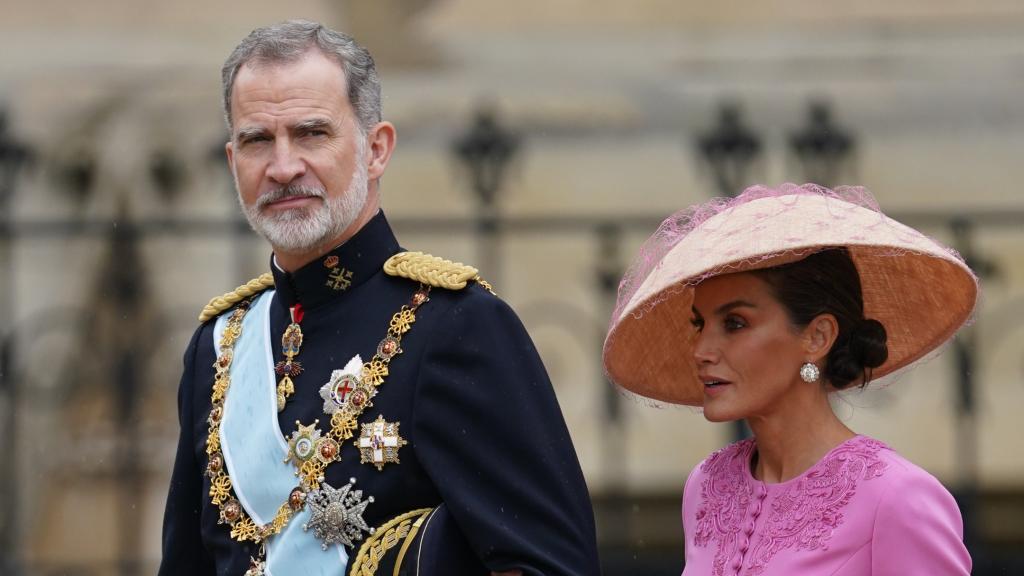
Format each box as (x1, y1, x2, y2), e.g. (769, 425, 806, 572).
(866, 440, 971, 572)
(196, 273, 275, 323)
(872, 444, 960, 512)
(384, 251, 509, 326)
(852, 438, 964, 535)
(384, 251, 496, 295)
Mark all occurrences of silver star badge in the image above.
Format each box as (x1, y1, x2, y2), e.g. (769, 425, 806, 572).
(302, 477, 375, 549)
(319, 355, 366, 415)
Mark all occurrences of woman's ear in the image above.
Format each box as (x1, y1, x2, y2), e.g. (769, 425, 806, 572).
(803, 313, 839, 362)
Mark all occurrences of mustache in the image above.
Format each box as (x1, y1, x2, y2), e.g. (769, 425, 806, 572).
(256, 184, 327, 209)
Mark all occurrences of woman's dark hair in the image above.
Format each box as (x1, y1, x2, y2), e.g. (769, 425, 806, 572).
(752, 248, 888, 389)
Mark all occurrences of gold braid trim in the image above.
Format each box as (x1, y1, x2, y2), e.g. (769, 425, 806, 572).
(351, 508, 434, 576)
(384, 251, 496, 294)
(198, 273, 275, 322)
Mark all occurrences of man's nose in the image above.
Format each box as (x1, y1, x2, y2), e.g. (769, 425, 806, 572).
(266, 139, 306, 184)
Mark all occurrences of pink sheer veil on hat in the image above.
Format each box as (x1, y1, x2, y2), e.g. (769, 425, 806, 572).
(602, 183, 979, 406)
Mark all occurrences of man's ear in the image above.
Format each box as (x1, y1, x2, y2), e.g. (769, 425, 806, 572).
(803, 313, 839, 362)
(225, 140, 235, 176)
(366, 121, 396, 181)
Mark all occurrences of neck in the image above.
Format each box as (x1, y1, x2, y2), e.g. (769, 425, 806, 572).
(745, 384, 856, 484)
(274, 245, 337, 273)
(273, 203, 380, 273)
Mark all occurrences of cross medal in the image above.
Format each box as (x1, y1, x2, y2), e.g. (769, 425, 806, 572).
(358, 415, 407, 471)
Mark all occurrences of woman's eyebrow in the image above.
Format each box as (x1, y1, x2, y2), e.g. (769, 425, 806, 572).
(714, 300, 757, 315)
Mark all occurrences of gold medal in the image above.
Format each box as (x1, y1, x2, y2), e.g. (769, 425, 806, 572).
(274, 305, 304, 412)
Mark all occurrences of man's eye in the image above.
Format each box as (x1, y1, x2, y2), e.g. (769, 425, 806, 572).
(690, 318, 704, 331)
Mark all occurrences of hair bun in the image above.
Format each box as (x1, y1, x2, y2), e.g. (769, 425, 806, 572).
(825, 317, 889, 389)
(850, 318, 888, 369)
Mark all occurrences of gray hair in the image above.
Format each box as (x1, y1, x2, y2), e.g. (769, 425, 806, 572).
(221, 19, 381, 134)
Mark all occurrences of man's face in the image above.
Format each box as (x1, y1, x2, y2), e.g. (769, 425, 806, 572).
(226, 50, 375, 257)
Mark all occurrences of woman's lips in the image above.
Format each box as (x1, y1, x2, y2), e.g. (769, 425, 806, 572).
(702, 379, 732, 397)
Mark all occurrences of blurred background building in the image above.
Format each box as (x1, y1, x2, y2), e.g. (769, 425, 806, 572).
(1, 1, 1023, 574)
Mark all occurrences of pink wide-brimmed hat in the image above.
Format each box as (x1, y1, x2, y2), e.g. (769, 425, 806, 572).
(602, 183, 979, 406)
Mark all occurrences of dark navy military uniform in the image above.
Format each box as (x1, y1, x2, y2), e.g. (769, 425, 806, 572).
(159, 212, 600, 575)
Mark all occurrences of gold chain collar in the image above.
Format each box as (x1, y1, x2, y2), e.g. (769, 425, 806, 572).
(203, 285, 431, 556)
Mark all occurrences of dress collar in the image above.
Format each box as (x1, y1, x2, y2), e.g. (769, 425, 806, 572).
(269, 211, 400, 311)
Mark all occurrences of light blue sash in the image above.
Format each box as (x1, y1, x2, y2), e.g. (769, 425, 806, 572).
(215, 291, 349, 575)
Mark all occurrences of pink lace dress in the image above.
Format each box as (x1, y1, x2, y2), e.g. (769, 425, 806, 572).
(681, 435, 971, 575)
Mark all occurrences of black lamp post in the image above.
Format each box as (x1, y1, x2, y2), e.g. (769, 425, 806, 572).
(0, 109, 33, 206)
(149, 150, 186, 204)
(788, 100, 856, 187)
(0, 107, 33, 324)
(949, 217, 998, 559)
(452, 106, 519, 287)
(594, 223, 632, 558)
(696, 101, 763, 198)
(695, 101, 763, 442)
(209, 134, 257, 281)
(0, 106, 33, 576)
(107, 203, 148, 576)
(53, 147, 95, 207)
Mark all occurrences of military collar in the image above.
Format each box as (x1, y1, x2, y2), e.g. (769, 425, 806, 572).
(270, 211, 400, 311)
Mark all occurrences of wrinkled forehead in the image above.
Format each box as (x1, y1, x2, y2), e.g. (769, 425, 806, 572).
(230, 55, 352, 123)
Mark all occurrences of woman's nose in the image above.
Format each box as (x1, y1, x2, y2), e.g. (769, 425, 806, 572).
(692, 331, 718, 365)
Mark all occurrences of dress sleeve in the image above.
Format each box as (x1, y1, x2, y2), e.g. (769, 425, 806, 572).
(412, 291, 600, 576)
(870, 466, 971, 575)
(158, 325, 216, 576)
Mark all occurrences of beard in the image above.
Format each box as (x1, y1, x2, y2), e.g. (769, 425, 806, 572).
(239, 153, 369, 254)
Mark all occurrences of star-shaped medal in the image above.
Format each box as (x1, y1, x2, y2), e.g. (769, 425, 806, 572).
(358, 415, 407, 471)
(302, 477, 375, 549)
(285, 420, 321, 467)
(320, 355, 376, 415)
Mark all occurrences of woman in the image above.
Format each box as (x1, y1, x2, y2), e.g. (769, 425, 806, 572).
(603, 184, 975, 575)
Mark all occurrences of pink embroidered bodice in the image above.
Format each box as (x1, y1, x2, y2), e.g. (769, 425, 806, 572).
(681, 435, 971, 576)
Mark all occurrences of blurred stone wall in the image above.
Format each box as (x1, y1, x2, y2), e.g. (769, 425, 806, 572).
(1, 1, 1023, 573)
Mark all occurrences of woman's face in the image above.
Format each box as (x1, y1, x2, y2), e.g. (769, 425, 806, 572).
(691, 272, 812, 423)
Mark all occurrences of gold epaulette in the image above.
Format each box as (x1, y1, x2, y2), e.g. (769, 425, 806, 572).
(198, 273, 276, 323)
(383, 251, 495, 294)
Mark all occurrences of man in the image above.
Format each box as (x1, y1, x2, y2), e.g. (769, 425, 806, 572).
(159, 19, 599, 576)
